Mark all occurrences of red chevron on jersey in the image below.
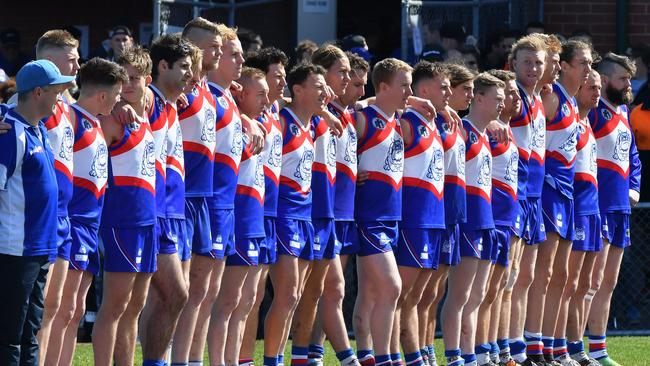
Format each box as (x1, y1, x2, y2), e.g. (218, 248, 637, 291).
(357, 105, 403, 189)
(490, 126, 518, 201)
(180, 79, 217, 160)
(71, 104, 108, 200)
(574, 118, 598, 187)
(311, 116, 337, 185)
(166, 104, 185, 178)
(278, 107, 315, 196)
(237, 137, 265, 205)
(546, 83, 579, 170)
(210, 82, 243, 173)
(529, 93, 546, 164)
(463, 118, 492, 205)
(261, 109, 282, 186)
(592, 100, 631, 178)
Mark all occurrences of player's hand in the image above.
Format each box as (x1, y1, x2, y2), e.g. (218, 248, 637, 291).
(356, 170, 369, 186)
(316, 108, 343, 136)
(630, 189, 640, 207)
(0, 117, 11, 134)
(244, 119, 265, 155)
(407, 96, 436, 120)
(540, 83, 553, 97)
(439, 106, 461, 132)
(324, 85, 336, 106)
(111, 103, 138, 125)
(177, 94, 189, 110)
(487, 120, 509, 143)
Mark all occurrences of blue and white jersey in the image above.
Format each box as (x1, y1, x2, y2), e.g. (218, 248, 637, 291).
(510, 83, 533, 199)
(489, 125, 519, 226)
(165, 103, 185, 219)
(329, 101, 357, 221)
(148, 84, 171, 218)
(462, 118, 494, 230)
(527, 92, 546, 197)
(573, 117, 599, 216)
(260, 106, 282, 217)
(434, 112, 466, 225)
(311, 112, 337, 219)
(44, 98, 74, 217)
(235, 132, 266, 237)
(0, 109, 58, 256)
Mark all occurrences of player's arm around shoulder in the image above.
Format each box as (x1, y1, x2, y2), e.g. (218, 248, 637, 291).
(98, 113, 124, 146)
(399, 117, 414, 148)
(542, 90, 560, 124)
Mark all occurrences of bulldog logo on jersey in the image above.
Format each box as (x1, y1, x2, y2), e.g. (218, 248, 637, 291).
(372, 118, 386, 130)
(457, 145, 466, 174)
(254, 158, 264, 187)
(201, 109, 216, 142)
(90, 143, 109, 179)
(289, 124, 301, 136)
(418, 125, 430, 138)
(602, 108, 612, 121)
(383, 136, 404, 173)
(294, 150, 314, 182)
(561, 103, 571, 117)
(442, 122, 451, 133)
(141, 141, 156, 177)
(477, 154, 491, 187)
(613, 129, 631, 161)
(469, 131, 478, 144)
(344, 129, 357, 164)
(59, 126, 74, 161)
(82, 119, 93, 131)
(231, 119, 243, 156)
(172, 125, 184, 159)
(159, 130, 169, 162)
(217, 96, 229, 109)
(326, 135, 337, 167)
(558, 125, 579, 152)
(575, 226, 586, 241)
(505, 150, 519, 182)
(427, 150, 444, 181)
(268, 134, 282, 167)
(531, 119, 545, 148)
(589, 143, 598, 173)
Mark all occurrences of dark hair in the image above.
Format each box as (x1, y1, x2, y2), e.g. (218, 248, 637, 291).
(412, 61, 449, 90)
(311, 44, 347, 70)
(346, 51, 369, 73)
(245, 47, 289, 73)
(286, 63, 325, 99)
(560, 39, 592, 64)
(115, 45, 152, 76)
(77, 57, 128, 90)
(149, 33, 193, 80)
(597, 52, 637, 77)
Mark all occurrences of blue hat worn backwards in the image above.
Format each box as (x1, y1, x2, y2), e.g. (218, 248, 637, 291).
(16, 60, 75, 94)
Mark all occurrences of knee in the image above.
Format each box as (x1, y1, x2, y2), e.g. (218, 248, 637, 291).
(275, 287, 300, 310)
(575, 278, 591, 298)
(71, 301, 86, 324)
(321, 282, 345, 306)
(382, 276, 402, 304)
(562, 277, 579, 299)
(515, 267, 535, 289)
(599, 275, 618, 293)
(57, 298, 77, 325)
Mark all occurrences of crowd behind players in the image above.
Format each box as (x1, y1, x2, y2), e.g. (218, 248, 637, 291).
(0, 17, 642, 366)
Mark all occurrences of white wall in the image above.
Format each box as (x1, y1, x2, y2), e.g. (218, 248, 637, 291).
(296, 0, 337, 44)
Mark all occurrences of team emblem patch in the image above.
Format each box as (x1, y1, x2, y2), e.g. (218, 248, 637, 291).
(128, 122, 140, 132)
(82, 119, 93, 131)
(561, 103, 571, 117)
(602, 108, 612, 121)
(418, 125, 429, 138)
(290, 124, 301, 136)
(372, 117, 386, 129)
(218, 96, 229, 109)
(469, 131, 478, 144)
(442, 122, 451, 132)
(575, 226, 586, 241)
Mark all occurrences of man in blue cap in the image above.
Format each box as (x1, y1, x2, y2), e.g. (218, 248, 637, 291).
(0, 59, 74, 366)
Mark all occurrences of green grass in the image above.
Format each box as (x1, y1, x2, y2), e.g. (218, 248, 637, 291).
(73, 337, 650, 365)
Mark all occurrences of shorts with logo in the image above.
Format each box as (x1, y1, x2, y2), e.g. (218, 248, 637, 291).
(54, 216, 72, 263)
(459, 226, 497, 261)
(357, 220, 399, 257)
(68, 220, 101, 276)
(511, 199, 526, 238)
(259, 217, 277, 265)
(185, 197, 212, 255)
(542, 184, 575, 241)
(100, 225, 157, 272)
(311, 218, 339, 260)
(226, 236, 263, 266)
(439, 224, 461, 266)
(203, 208, 235, 260)
(494, 225, 512, 267)
(395, 227, 443, 269)
(601, 212, 631, 249)
(276, 218, 314, 259)
(524, 196, 547, 245)
(157, 217, 190, 261)
(572, 214, 603, 252)
(337, 220, 359, 255)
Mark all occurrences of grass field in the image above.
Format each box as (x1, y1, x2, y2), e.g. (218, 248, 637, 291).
(73, 337, 650, 365)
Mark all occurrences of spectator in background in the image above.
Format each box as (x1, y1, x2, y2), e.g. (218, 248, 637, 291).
(0, 28, 32, 77)
(91, 26, 134, 61)
(630, 44, 650, 98)
(340, 34, 373, 63)
(525, 21, 545, 35)
(570, 29, 593, 45)
(419, 21, 444, 62)
(481, 29, 519, 70)
(238, 28, 263, 57)
(439, 21, 467, 58)
(459, 44, 480, 72)
(295, 39, 317, 65)
(630, 84, 650, 202)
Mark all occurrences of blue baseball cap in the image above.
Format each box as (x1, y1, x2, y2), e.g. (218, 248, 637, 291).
(15, 59, 75, 94)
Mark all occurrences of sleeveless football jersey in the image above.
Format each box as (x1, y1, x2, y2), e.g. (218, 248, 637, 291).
(311, 111, 337, 219)
(329, 100, 357, 221)
(101, 113, 156, 227)
(235, 133, 266, 237)
(400, 108, 445, 228)
(179, 78, 217, 197)
(510, 83, 533, 199)
(573, 117, 599, 215)
(277, 107, 315, 220)
(165, 103, 185, 219)
(148, 84, 170, 218)
(462, 118, 494, 230)
(260, 106, 283, 217)
(528, 92, 546, 197)
(490, 124, 519, 226)
(44, 98, 74, 217)
(208, 82, 243, 209)
(355, 105, 403, 222)
(68, 104, 108, 228)
(434, 112, 466, 225)
(545, 82, 579, 197)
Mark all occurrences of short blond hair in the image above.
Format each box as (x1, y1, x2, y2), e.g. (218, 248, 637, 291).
(371, 58, 412, 90)
(182, 17, 220, 37)
(217, 24, 238, 42)
(115, 45, 153, 77)
(508, 34, 547, 66)
(473, 72, 505, 95)
(187, 42, 203, 76)
(486, 69, 516, 83)
(530, 33, 562, 54)
(311, 44, 347, 70)
(238, 66, 267, 85)
(36, 30, 78, 58)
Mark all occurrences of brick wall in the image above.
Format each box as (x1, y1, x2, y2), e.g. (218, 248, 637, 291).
(544, 0, 650, 53)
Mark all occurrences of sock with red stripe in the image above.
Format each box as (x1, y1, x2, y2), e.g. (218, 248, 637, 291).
(419, 348, 429, 365)
(404, 351, 424, 366)
(337, 349, 357, 365)
(309, 344, 325, 363)
(291, 347, 309, 366)
(375, 355, 391, 366)
(239, 359, 254, 366)
(444, 349, 463, 366)
(390, 353, 403, 366)
(358, 350, 375, 366)
(588, 334, 608, 360)
(542, 336, 554, 359)
(524, 331, 543, 356)
(553, 338, 568, 359)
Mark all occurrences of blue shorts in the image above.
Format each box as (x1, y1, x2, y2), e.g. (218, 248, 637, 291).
(524, 197, 546, 245)
(459, 227, 497, 261)
(542, 185, 575, 240)
(357, 221, 398, 257)
(439, 224, 461, 266)
(55, 216, 72, 263)
(157, 217, 190, 261)
(572, 214, 603, 252)
(494, 225, 512, 267)
(100, 225, 157, 273)
(276, 218, 314, 259)
(68, 220, 101, 276)
(226, 237, 262, 266)
(337, 221, 359, 255)
(601, 212, 631, 249)
(395, 227, 443, 269)
(311, 218, 338, 260)
(204, 208, 235, 260)
(259, 217, 277, 265)
(511, 199, 526, 238)
(185, 197, 212, 255)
